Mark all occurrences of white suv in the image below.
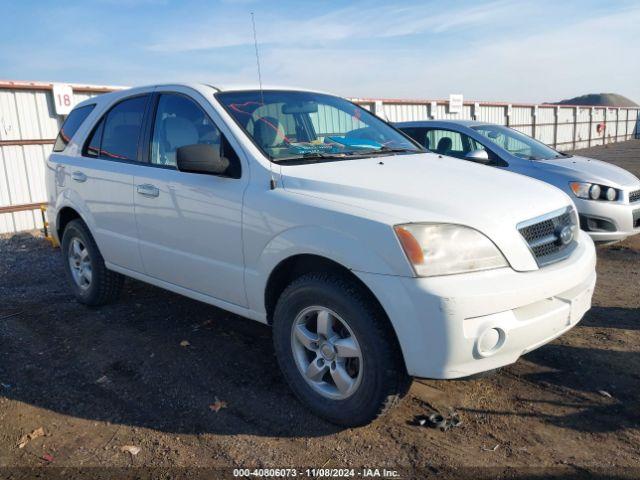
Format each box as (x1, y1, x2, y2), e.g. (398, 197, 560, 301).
(46, 84, 596, 426)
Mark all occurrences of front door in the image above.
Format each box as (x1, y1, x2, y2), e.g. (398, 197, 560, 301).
(133, 90, 247, 306)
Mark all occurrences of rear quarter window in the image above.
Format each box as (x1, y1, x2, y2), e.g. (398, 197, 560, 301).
(52, 104, 96, 152)
(82, 95, 148, 161)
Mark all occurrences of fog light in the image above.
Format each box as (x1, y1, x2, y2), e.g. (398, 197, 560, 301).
(477, 328, 505, 356)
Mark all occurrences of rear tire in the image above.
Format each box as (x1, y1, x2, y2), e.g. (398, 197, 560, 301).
(61, 219, 123, 306)
(272, 272, 410, 426)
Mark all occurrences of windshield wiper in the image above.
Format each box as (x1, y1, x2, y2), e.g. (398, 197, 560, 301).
(352, 146, 423, 156)
(275, 152, 351, 164)
(274, 147, 423, 164)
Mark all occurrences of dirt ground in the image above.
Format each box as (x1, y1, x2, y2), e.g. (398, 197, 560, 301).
(1, 141, 639, 479)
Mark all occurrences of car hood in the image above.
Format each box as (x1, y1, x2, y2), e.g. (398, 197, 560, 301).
(280, 152, 575, 271)
(541, 155, 640, 188)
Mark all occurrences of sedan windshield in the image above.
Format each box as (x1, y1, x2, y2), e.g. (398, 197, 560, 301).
(216, 90, 422, 162)
(472, 125, 567, 160)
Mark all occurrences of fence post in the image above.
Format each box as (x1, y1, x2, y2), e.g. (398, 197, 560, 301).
(553, 106, 560, 149)
(588, 107, 593, 147)
(372, 100, 385, 119)
(532, 105, 538, 140)
(573, 107, 578, 150)
(623, 109, 629, 140)
(430, 101, 437, 119)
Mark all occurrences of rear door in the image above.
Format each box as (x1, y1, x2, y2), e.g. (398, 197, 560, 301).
(66, 94, 150, 272)
(133, 88, 248, 306)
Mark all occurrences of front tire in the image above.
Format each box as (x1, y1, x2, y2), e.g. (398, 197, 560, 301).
(273, 272, 410, 426)
(61, 219, 123, 306)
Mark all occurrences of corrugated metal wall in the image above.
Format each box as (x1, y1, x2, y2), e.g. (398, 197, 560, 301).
(1, 80, 639, 234)
(0, 81, 114, 234)
(355, 98, 640, 153)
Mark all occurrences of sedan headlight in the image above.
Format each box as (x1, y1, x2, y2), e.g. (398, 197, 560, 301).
(394, 224, 508, 277)
(569, 182, 618, 201)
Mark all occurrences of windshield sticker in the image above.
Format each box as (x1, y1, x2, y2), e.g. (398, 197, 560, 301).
(327, 136, 382, 149)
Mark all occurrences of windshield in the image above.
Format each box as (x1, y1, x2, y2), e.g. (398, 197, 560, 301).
(216, 90, 422, 162)
(472, 125, 567, 160)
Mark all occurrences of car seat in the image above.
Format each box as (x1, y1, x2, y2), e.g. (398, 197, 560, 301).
(254, 116, 287, 149)
(436, 137, 452, 155)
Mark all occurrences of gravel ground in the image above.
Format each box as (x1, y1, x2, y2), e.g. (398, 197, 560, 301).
(0, 141, 639, 479)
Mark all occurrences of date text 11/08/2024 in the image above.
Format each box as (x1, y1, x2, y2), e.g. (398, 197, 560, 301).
(232, 468, 400, 477)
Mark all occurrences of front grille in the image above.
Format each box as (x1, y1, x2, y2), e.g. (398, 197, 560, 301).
(518, 207, 577, 267)
(629, 189, 640, 203)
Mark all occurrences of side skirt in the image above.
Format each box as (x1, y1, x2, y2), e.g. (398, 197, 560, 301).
(105, 262, 268, 324)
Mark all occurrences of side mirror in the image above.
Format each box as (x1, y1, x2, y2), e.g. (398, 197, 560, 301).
(465, 149, 491, 164)
(176, 144, 229, 175)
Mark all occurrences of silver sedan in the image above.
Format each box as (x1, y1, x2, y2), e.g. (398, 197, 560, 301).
(396, 120, 640, 243)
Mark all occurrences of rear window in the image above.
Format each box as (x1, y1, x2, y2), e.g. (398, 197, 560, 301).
(83, 95, 148, 161)
(52, 104, 95, 152)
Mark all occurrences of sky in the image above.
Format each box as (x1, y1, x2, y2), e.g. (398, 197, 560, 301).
(1, 0, 638, 103)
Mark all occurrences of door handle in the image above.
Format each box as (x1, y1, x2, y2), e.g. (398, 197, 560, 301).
(71, 171, 87, 183)
(136, 184, 160, 198)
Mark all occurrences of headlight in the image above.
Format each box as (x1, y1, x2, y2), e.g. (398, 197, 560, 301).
(394, 224, 508, 277)
(569, 182, 618, 201)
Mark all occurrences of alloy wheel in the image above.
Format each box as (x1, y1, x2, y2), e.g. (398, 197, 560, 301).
(290, 306, 363, 400)
(68, 237, 92, 290)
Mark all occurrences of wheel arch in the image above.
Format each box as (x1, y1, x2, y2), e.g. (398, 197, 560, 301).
(249, 224, 404, 317)
(56, 206, 84, 240)
(264, 253, 409, 375)
(265, 254, 373, 324)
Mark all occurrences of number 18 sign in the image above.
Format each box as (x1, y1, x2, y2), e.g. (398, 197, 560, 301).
(52, 84, 74, 116)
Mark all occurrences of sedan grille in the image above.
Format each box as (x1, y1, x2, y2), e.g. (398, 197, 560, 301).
(518, 207, 577, 267)
(629, 189, 640, 203)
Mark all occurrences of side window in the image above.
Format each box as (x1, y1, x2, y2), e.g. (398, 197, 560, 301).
(399, 127, 430, 149)
(85, 118, 104, 158)
(83, 96, 147, 160)
(466, 136, 488, 154)
(427, 128, 502, 166)
(426, 129, 466, 157)
(150, 93, 240, 176)
(102, 96, 147, 161)
(53, 104, 95, 152)
(462, 134, 504, 166)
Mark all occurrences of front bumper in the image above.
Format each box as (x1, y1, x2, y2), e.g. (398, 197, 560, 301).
(356, 231, 597, 379)
(574, 197, 640, 242)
